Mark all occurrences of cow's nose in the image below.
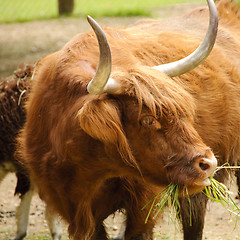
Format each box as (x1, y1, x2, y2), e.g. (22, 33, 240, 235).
(194, 154, 217, 178)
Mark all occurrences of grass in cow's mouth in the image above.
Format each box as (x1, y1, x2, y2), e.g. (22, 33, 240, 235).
(143, 165, 240, 225)
(142, 183, 184, 224)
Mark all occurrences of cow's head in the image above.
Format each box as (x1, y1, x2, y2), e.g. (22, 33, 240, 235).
(79, 0, 218, 194)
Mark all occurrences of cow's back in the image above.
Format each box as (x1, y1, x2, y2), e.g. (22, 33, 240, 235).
(129, 0, 240, 67)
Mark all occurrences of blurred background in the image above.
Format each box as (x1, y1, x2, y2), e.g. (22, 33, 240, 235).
(0, 0, 207, 23)
(0, 0, 212, 78)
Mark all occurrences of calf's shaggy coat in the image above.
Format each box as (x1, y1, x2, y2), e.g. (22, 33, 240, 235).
(0, 65, 62, 240)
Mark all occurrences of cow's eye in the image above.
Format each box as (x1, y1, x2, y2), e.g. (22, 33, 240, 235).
(140, 115, 161, 130)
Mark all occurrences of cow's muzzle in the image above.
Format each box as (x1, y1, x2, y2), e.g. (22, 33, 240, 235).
(193, 150, 217, 186)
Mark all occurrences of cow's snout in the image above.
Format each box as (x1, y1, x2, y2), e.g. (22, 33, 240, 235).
(196, 157, 217, 176)
(193, 152, 217, 186)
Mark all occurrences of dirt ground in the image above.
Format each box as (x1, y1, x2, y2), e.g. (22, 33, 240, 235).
(1, 173, 240, 240)
(1, 2, 240, 240)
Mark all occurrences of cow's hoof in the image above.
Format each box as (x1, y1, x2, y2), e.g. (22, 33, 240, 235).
(13, 232, 26, 240)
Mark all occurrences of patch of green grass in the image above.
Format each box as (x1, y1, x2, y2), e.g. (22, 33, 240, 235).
(0, 0, 204, 23)
(74, 0, 203, 18)
(0, 0, 58, 23)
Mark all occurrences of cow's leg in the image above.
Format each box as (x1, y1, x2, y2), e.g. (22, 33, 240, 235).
(178, 192, 208, 240)
(13, 171, 32, 240)
(91, 223, 109, 240)
(235, 169, 240, 199)
(45, 206, 62, 240)
(14, 189, 33, 240)
(0, 166, 31, 240)
(124, 210, 154, 240)
(0, 165, 8, 183)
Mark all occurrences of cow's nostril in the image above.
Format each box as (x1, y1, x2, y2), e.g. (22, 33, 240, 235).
(199, 161, 210, 171)
(194, 154, 217, 181)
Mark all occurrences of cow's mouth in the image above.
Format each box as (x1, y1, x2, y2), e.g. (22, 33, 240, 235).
(193, 177, 211, 187)
(174, 177, 212, 196)
(177, 184, 206, 196)
(181, 177, 212, 195)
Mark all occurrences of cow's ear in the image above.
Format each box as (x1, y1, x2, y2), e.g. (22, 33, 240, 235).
(78, 99, 137, 168)
(78, 99, 123, 144)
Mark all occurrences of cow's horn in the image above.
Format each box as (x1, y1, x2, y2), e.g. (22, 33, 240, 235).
(153, 0, 218, 77)
(87, 16, 121, 95)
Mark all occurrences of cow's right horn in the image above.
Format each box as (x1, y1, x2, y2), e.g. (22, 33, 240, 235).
(87, 16, 121, 95)
(152, 0, 218, 77)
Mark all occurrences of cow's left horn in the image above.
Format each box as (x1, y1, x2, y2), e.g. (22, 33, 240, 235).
(153, 0, 218, 77)
(87, 16, 121, 95)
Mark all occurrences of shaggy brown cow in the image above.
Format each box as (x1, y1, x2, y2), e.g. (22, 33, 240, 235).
(0, 65, 62, 240)
(19, 0, 240, 239)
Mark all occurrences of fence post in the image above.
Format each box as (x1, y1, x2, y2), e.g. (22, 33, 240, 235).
(58, 0, 74, 16)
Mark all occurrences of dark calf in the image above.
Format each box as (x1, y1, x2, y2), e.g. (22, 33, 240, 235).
(0, 64, 62, 240)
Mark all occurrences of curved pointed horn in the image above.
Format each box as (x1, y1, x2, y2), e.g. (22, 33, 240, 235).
(87, 16, 120, 95)
(153, 0, 218, 77)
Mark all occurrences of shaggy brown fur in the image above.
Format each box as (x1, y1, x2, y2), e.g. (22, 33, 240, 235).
(19, 1, 240, 240)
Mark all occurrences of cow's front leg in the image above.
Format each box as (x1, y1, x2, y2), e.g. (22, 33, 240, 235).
(178, 192, 208, 240)
(124, 210, 154, 240)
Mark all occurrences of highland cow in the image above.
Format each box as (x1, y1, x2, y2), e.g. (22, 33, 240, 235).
(19, 0, 240, 240)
